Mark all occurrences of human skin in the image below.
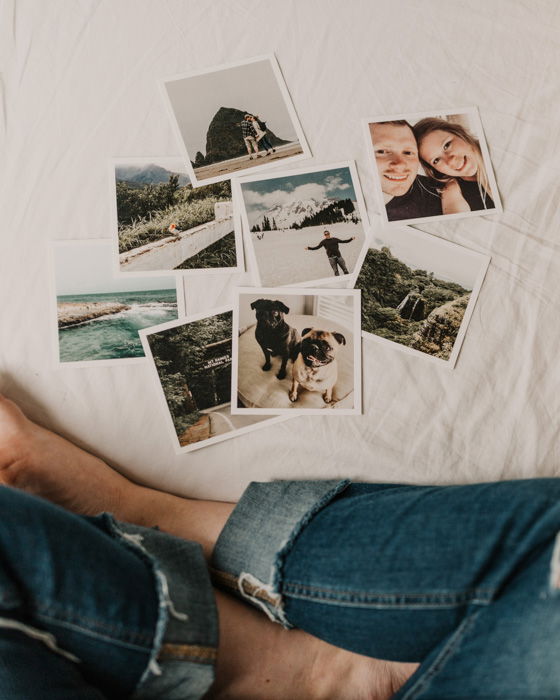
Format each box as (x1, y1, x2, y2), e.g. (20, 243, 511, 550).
(370, 123, 420, 198)
(418, 129, 478, 180)
(0, 395, 418, 699)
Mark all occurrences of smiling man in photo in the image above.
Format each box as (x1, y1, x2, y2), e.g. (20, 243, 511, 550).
(370, 120, 442, 221)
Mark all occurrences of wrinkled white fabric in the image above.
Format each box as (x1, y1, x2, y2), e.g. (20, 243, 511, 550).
(1, 0, 559, 499)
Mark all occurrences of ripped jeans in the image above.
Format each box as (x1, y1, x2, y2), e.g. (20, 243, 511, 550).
(211, 478, 560, 698)
(279, 481, 560, 699)
(0, 487, 217, 699)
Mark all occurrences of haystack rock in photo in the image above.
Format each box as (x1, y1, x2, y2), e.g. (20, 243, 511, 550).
(197, 107, 290, 166)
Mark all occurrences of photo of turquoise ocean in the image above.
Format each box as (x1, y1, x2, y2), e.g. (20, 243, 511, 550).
(53, 240, 180, 363)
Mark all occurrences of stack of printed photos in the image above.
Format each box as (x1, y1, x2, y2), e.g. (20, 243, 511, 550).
(49, 55, 498, 454)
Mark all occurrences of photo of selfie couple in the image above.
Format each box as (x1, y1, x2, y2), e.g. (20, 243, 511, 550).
(367, 109, 502, 225)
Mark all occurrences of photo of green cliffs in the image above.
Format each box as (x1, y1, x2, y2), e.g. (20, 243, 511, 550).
(356, 247, 471, 360)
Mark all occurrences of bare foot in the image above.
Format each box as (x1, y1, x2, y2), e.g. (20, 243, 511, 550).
(0, 395, 133, 516)
(208, 589, 418, 700)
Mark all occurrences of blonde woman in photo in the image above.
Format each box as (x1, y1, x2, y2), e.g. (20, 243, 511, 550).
(249, 115, 275, 155)
(413, 118, 495, 214)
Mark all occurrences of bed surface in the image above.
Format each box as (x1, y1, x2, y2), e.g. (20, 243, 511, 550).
(1, 0, 559, 501)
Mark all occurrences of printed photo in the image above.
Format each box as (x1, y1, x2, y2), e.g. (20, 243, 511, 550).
(51, 240, 183, 366)
(235, 162, 369, 287)
(354, 227, 490, 367)
(161, 55, 310, 186)
(232, 288, 361, 415)
(364, 107, 502, 225)
(139, 309, 286, 452)
(111, 158, 241, 276)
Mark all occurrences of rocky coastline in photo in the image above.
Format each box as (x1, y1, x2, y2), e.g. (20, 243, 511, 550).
(58, 302, 130, 328)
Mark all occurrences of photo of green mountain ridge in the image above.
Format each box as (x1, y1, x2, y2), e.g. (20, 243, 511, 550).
(114, 160, 237, 271)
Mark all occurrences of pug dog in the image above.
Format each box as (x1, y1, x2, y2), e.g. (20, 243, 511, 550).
(250, 299, 300, 380)
(290, 328, 346, 404)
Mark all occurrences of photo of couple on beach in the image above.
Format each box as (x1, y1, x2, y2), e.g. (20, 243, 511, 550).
(365, 107, 502, 225)
(162, 55, 310, 186)
(239, 113, 276, 159)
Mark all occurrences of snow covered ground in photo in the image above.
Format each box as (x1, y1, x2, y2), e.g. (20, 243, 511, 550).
(250, 222, 365, 286)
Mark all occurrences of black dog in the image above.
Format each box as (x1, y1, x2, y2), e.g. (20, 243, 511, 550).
(250, 299, 300, 380)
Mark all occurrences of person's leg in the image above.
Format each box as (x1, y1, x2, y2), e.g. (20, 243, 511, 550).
(0, 486, 160, 698)
(281, 480, 560, 677)
(328, 256, 340, 276)
(0, 398, 418, 699)
(0, 396, 234, 559)
(394, 536, 560, 698)
(260, 135, 273, 151)
(243, 137, 253, 156)
(249, 137, 260, 156)
(337, 255, 349, 274)
(0, 628, 108, 699)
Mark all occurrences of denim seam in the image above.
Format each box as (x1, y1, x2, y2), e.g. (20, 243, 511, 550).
(100, 517, 171, 688)
(101, 513, 171, 687)
(282, 582, 495, 606)
(35, 600, 154, 645)
(35, 612, 153, 654)
(400, 610, 480, 700)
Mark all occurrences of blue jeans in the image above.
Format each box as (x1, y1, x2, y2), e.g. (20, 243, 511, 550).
(258, 134, 273, 151)
(281, 480, 560, 698)
(0, 487, 216, 699)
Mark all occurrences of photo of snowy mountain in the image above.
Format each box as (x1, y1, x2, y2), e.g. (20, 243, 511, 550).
(253, 197, 328, 230)
(237, 163, 369, 287)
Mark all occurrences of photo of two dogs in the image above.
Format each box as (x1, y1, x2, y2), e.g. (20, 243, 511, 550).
(250, 299, 346, 404)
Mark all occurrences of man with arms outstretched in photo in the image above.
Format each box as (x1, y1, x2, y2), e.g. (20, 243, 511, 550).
(305, 230, 355, 276)
(370, 120, 443, 221)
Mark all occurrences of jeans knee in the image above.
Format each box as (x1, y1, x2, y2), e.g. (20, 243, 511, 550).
(0, 487, 57, 531)
(0, 487, 77, 579)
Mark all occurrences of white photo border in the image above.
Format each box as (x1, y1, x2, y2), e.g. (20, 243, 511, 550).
(159, 54, 312, 187)
(353, 227, 491, 369)
(108, 157, 244, 278)
(231, 286, 362, 415)
(233, 160, 371, 290)
(139, 306, 290, 454)
(362, 105, 503, 227)
(49, 239, 186, 369)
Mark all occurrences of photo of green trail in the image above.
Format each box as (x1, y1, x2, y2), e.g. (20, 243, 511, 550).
(115, 163, 236, 269)
(356, 247, 471, 360)
(147, 312, 233, 438)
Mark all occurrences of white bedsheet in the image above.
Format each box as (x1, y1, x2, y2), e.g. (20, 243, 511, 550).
(1, 0, 559, 501)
